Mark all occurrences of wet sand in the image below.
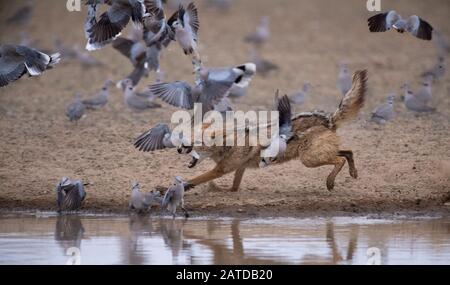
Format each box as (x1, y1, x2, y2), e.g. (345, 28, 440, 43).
(0, 0, 449, 216)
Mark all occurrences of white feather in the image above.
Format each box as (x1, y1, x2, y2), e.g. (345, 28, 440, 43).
(25, 63, 42, 76)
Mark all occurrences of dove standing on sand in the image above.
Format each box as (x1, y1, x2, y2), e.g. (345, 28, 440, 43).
(56, 177, 87, 212)
(403, 83, 436, 113)
(84, 0, 147, 51)
(117, 78, 156, 99)
(65, 94, 86, 122)
(289, 83, 312, 105)
(0, 44, 61, 87)
(367, 11, 434, 40)
(129, 182, 163, 213)
(81, 80, 114, 109)
(162, 176, 189, 218)
(123, 79, 162, 111)
(370, 94, 395, 125)
(421, 57, 446, 82)
(245, 16, 270, 47)
(416, 79, 433, 104)
(337, 63, 352, 96)
(260, 93, 293, 167)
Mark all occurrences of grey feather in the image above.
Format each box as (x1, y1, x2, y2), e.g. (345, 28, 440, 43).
(56, 177, 86, 212)
(134, 123, 175, 152)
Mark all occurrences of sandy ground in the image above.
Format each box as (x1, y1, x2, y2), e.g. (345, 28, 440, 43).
(0, 0, 449, 216)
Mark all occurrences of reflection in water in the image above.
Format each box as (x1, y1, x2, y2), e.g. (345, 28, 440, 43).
(54, 215, 85, 254)
(121, 215, 155, 265)
(0, 215, 449, 265)
(159, 219, 191, 263)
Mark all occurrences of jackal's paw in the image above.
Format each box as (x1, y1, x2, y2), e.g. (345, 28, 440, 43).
(350, 168, 358, 179)
(208, 182, 227, 192)
(184, 183, 195, 191)
(229, 187, 240, 192)
(326, 179, 335, 191)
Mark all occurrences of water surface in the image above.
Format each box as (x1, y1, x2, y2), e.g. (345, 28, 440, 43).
(0, 213, 449, 265)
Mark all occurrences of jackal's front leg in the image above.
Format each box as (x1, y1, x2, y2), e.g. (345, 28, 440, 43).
(186, 166, 226, 190)
(208, 167, 247, 192)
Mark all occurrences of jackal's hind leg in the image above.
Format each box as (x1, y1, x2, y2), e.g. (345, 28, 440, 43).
(326, 157, 346, 191)
(230, 167, 246, 192)
(338, 150, 357, 179)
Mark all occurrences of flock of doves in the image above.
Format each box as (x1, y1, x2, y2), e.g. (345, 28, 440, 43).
(0, 0, 448, 217)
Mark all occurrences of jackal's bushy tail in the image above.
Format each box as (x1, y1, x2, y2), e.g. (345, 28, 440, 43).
(330, 70, 368, 129)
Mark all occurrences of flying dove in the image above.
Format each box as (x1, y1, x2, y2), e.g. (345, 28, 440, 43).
(84, 0, 147, 51)
(148, 63, 256, 117)
(0, 44, 60, 87)
(368, 11, 433, 40)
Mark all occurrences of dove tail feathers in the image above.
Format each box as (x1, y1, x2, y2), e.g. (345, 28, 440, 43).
(48, 53, 61, 68)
